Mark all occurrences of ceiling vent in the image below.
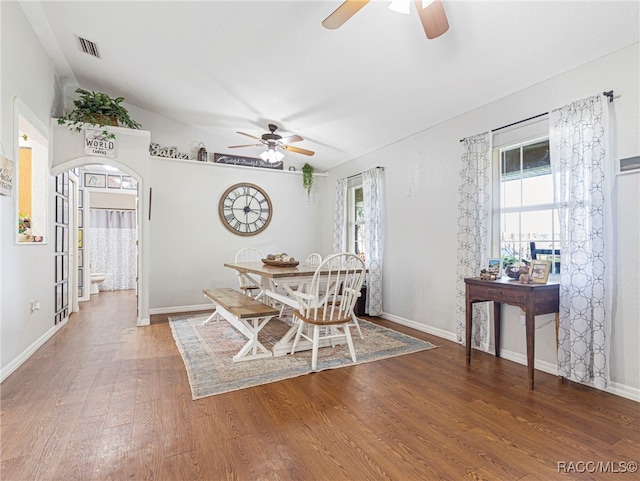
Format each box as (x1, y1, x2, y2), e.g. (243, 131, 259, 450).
(78, 36, 100, 58)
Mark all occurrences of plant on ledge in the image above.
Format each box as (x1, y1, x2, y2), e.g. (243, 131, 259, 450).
(57, 88, 142, 139)
(302, 162, 314, 197)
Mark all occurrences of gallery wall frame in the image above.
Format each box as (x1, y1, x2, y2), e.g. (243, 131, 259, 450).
(84, 172, 106, 188)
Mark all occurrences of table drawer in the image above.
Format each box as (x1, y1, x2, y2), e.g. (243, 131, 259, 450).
(468, 283, 529, 306)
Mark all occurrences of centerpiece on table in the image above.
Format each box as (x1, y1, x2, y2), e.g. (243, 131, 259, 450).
(262, 253, 299, 267)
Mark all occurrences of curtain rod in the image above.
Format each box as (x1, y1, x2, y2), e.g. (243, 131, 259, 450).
(347, 166, 384, 179)
(459, 90, 614, 143)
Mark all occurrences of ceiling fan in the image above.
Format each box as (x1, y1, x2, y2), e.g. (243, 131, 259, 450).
(323, 0, 449, 39)
(228, 124, 314, 162)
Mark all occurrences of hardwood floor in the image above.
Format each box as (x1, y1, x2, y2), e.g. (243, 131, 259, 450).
(1, 290, 638, 481)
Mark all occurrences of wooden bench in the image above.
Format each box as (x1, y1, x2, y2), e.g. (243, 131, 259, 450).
(202, 288, 280, 362)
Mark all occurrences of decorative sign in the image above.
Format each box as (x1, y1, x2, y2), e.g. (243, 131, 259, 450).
(0, 155, 14, 196)
(149, 143, 191, 160)
(85, 129, 116, 158)
(213, 153, 283, 170)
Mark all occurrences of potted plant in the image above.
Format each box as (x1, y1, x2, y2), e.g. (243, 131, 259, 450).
(302, 162, 314, 197)
(57, 88, 142, 139)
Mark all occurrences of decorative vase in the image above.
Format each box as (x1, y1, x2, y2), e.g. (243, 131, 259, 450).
(505, 264, 529, 280)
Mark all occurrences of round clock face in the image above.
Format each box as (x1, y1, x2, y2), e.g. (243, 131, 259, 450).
(218, 183, 272, 236)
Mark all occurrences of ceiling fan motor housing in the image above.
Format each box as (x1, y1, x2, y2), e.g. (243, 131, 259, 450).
(262, 124, 282, 141)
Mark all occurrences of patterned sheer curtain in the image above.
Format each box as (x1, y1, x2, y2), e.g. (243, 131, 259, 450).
(550, 94, 614, 390)
(89, 209, 137, 291)
(455, 132, 491, 351)
(362, 167, 384, 316)
(332, 177, 347, 254)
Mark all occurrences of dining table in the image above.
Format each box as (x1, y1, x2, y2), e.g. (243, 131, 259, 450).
(223, 260, 364, 356)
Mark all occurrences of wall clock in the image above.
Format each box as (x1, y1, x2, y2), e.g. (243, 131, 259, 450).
(218, 182, 272, 236)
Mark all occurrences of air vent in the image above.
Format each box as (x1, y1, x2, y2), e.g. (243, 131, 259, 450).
(78, 36, 100, 58)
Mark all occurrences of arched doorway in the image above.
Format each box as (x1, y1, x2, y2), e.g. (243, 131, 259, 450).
(52, 157, 149, 326)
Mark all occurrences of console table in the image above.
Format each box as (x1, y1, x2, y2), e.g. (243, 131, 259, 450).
(464, 277, 560, 390)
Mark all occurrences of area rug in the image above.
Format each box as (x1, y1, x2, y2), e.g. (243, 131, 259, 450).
(169, 314, 437, 399)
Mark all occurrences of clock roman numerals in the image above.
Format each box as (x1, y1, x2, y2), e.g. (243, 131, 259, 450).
(218, 183, 272, 236)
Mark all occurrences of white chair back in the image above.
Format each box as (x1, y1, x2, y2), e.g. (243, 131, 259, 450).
(235, 247, 264, 263)
(298, 253, 365, 323)
(234, 248, 264, 298)
(305, 253, 323, 266)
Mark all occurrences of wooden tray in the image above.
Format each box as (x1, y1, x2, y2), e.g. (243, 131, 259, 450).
(262, 259, 299, 267)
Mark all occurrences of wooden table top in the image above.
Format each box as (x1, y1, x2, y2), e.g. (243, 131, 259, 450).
(464, 276, 559, 290)
(223, 261, 321, 278)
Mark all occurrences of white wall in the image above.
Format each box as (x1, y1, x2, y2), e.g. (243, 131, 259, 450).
(1, 2, 59, 378)
(148, 157, 324, 311)
(323, 43, 640, 399)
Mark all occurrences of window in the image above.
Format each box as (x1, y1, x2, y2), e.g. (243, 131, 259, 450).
(347, 178, 365, 257)
(16, 100, 49, 243)
(497, 137, 560, 273)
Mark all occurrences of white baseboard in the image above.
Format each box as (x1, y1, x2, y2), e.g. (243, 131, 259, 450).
(0, 317, 68, 383)
(380, 311, 639, 403)
(381, 311, 458, 342)
(149, 303, 213, 316)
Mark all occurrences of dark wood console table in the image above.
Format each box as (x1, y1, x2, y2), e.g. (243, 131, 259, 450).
(464, 277, 560, 390)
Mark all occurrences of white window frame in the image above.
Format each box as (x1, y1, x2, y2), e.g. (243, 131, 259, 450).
(492, 134, 561, 275)
(346, 176, 364, 256)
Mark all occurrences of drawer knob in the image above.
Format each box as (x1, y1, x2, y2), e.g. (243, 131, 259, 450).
(487, 289, 504, 295)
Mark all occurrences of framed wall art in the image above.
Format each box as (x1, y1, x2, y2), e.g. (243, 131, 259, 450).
(121, 176, 137, 190)
(108, 174, 122, 189)
(84, 172, 106, 188)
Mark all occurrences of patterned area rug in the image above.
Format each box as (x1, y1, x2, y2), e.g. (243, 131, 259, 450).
(169, 314, 437, 399)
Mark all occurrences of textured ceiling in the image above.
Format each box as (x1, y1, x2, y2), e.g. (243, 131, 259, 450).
(21, 1, 640, 170)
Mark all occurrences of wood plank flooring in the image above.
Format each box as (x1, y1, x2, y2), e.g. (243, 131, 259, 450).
(1, 290, 638, 480)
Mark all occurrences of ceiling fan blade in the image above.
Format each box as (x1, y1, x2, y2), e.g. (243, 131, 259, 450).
(283, 145, 315, 156)
(228, 143, 262, 149)
(415, 0, 449, 39)
(322, 0, 370, 29)
(237, 131, 263, 141)
(279, 134, 304, 144)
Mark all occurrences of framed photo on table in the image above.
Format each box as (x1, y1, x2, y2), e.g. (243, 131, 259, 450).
(529, 260, 551, 284)
(487, 258, 502, 276)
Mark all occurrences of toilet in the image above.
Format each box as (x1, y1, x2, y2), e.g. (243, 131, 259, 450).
(90, 273, 106, 295)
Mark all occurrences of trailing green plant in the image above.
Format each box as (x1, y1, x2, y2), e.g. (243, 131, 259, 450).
(302, 163, 314, 197)
(57, 88, 142, 139)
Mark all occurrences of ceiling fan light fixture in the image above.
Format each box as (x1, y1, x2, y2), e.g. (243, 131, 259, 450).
(260, 148, 284, 163)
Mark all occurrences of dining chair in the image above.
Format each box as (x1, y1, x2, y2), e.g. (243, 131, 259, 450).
(290, 253, 366, 370)
(305, 252, 323, 266)
(234, 247, 264, 298)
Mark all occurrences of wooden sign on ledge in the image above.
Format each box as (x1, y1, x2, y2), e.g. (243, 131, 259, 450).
(213, 153, 283, 170)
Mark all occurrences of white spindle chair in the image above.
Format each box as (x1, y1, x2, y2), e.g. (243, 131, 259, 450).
(290, 253, 366, 370)
(234, 248, 264, 299)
